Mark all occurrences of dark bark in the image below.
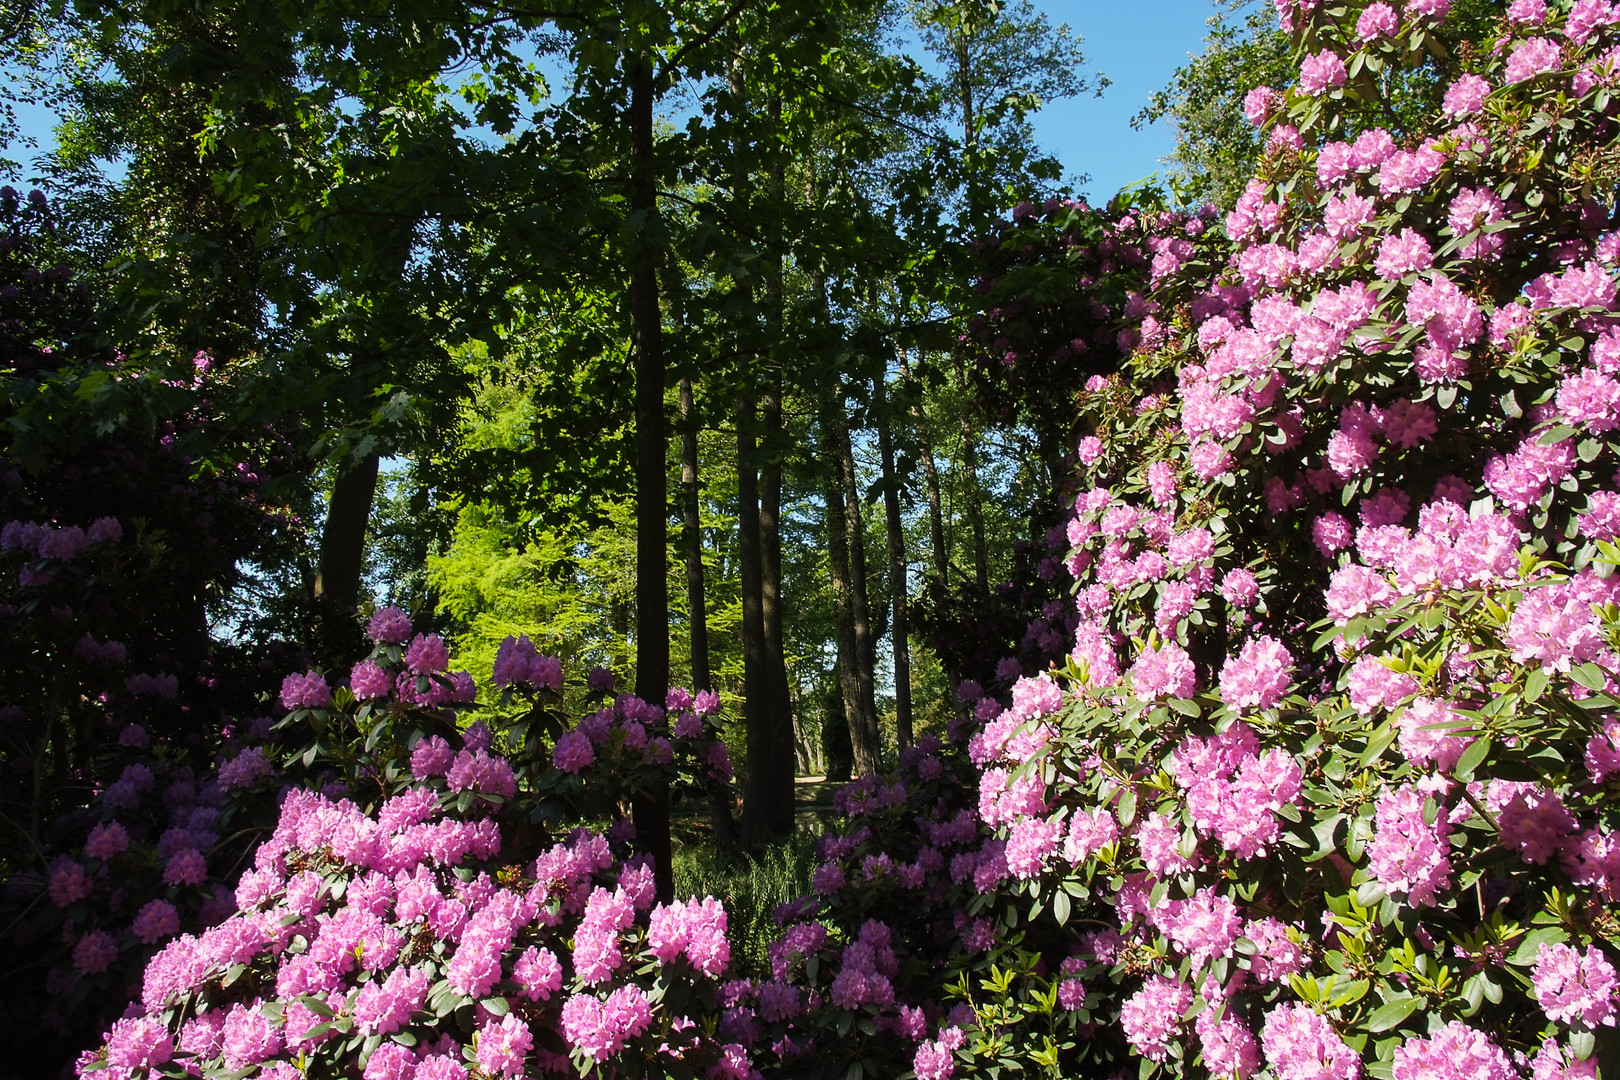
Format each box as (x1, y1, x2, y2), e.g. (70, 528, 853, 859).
(899, 352, 949, 589)
(953, 360, 989, 596)
(824, 401, 883, 777)
(760, 389, 795, 835)
(760, 92, 795, 833)
(628, 53, 672, 903)
(821, 420, 867, 776)
(313, 450, 382, 615)
(738, 393, 775, 849)
(840, 417, 881, 760)
(679, 378, 710, 691)
(679, 377, 738, 853)
(874, 376, 912, 749)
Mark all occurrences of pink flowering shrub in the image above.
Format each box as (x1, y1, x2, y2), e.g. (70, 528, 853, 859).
(737, 4, 1620, 1078)
(72, 608, 746, 1078)
(276, 608, 734, 835)
(73, 778, 743, 1079)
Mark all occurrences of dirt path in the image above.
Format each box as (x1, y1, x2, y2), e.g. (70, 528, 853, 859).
(794, 774, 846, 830)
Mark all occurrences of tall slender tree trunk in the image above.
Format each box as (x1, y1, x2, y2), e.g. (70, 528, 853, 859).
(759, 98, 795, 834)
(628, 53, 671, 903)
(738, 393, 775, 849)
(874, 375, 912, 748)
(956, 25, 983, 231)
(759, 387, 795, 833)
(314, 449, 382, 615)
(680, 378, 710, 689)
(952, 359, 989, 596)
(822, 411, 877, 777)
(840, 418, 880, 752)
(823, 401, 882, 775)
(899, 352, 949, 589)
(680, 377, 737, 853)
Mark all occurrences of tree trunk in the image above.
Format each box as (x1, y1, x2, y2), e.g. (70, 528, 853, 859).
(753, 92, 796, 840)
(953, 360, 989, 596)
(899, 352, 949, 589)
(824, 401, 883, 776)
(737, 392, 776, 850)
(680, 378, 710, 690)
(313, 450, 381, 614)
(874, 375, 912, 749)
(822, 420, 868, 777)
(956, 25, 983, 231)
(840, 416, 881, 761)
(680, 377, 738, 853)
(628, 53, 671, 903)
(759, 390, 795, 834)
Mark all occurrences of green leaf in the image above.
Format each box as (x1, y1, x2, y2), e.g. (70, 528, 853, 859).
(1366, 996, 1421, 1032)
(1508, 926, 1567, 964)
(1571, 663, 1607, 690)
(1454, 735, 1491, 781)
(1116, 788, 1138, 827)
(1524, 666, 1550, 702)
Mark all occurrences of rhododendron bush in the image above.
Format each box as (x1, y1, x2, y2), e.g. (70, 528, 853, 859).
(274, 608, 734, 839)
(75, 604, 748, 1079)
(76, 781, 742, 1080)
(730, 3, 1620, 1079)
(0, 184, 310, 1063)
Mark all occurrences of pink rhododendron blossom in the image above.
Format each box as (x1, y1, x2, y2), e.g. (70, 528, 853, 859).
(1244, 86, 1283, 126)
(1119, 976, 1191, 1061)
(350, 658, 393, 700)
(368, 605, 413, 644)
(411, 735, 454, 778)
(1443, 74, 1491, 115)
(1375, 229, 1434, 279)
(1246, 919, 1307, 983)
(1064, 808, 1119, 863)
(1506, 37, 1563, 83)
(1298, 50, 1348, 95)
(280, 671, 332, 710)
(1129, 641, 1197, 700)
(1509, 0, 1548, 24)
(1391, 1022, 1512, 1080)
(1587, 717, 1620, 781)
(1367, 784, 1452, 906)
(1219, 636, 1293, 710)
(477, 1013, 534, 1078)
(1533, 942, 1620, 1027)
(1505, 583, 1606, 671)
(1356, 2, 1397, 40)
(1377, 146, 1445, 194)
(1261, 1003, 1359, 1080)
(405, 633, 450, 674)
(1531, 1039, 1598, 1080)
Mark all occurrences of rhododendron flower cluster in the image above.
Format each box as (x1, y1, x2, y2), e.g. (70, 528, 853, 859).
(76, 779, 741, 1080)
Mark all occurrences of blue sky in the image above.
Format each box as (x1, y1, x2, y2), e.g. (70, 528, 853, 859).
(1028, 0, 1220, 201)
